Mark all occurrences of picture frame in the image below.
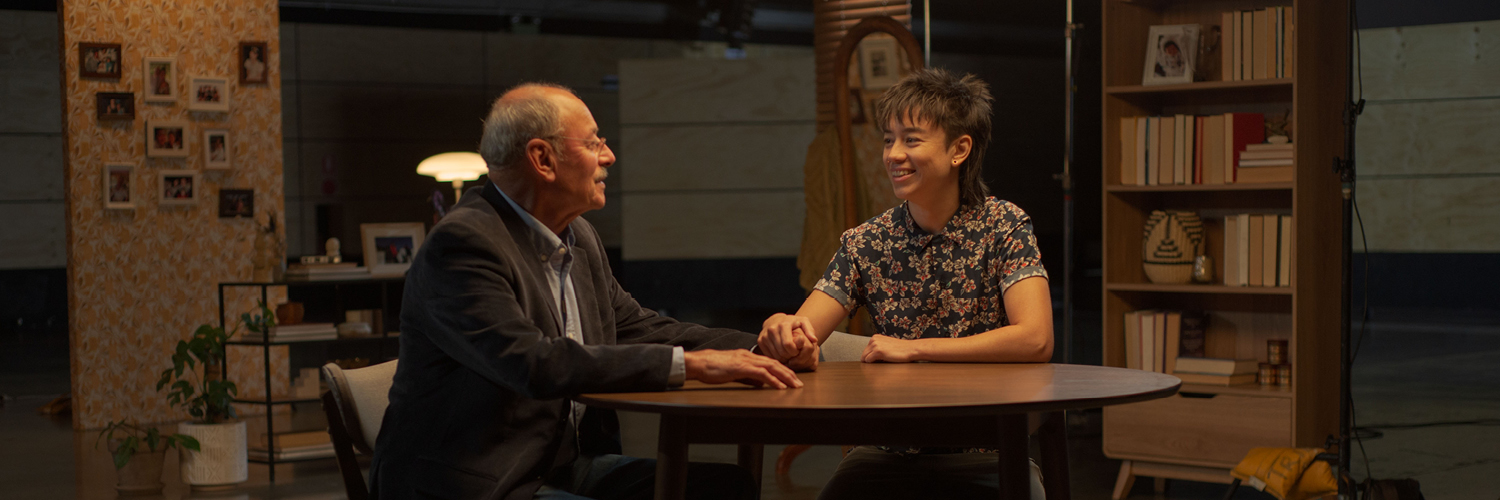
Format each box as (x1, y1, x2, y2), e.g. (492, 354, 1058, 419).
(360, 223, 426, 276)
(187, 76, 230, 112)
(858, 36, 901, 90)
(239, 42, 269, 84)
(218, 188, 253, 218)
(203, 129, 230, 169)
(143, 56, 177, 103)
(96, 92, 135, 120)
(1142, 24, 1201, 86)
(158, 170, 200, 206)
(79, 42, 122, 79)
(145, 119, 189, 158)
(104, 163, 135, 209)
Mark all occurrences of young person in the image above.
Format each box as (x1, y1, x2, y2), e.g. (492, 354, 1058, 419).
(758, 68, 1052, 500)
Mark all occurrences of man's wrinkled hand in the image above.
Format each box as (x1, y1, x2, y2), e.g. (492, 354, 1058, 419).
(684, 349, 803, 389)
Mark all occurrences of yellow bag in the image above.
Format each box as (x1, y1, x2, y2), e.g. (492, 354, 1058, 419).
(1230, 447, 1338, 500)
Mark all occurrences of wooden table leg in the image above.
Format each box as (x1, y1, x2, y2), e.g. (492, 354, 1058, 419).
(1037, 411, 1071, 500)
(737, 444, 763, 499)
(655, 414, 688, 500)
(997, 414, 1030, 500)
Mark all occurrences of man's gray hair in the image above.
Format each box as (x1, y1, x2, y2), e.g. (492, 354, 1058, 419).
(479, 83, 573, 177)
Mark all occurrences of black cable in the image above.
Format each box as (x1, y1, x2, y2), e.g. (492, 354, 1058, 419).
(1361, 418, 1500, 430)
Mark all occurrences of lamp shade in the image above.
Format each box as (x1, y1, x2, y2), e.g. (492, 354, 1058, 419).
(416, 152, 488, 182)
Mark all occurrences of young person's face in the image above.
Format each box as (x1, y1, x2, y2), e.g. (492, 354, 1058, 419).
(882, 112, 969, 206)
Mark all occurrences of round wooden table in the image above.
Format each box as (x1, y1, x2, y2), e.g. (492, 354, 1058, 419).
(578, 362, 1180, 500)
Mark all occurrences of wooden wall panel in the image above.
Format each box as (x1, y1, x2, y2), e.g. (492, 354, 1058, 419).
(1354, 178, 1500, 252)
(297, 24, 484, 85)
(619, 57, 816, 124)
(620, 124, 814, 191)
(1359, 21, 1500, 101)
(622, 192, 804, 260)
(1357, 99, 1500, 177)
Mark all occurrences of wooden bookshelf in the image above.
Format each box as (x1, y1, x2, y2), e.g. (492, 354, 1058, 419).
(1099, 0, 1346, 495)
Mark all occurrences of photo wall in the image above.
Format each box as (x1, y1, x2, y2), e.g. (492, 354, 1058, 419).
(59, 0, 288, 429)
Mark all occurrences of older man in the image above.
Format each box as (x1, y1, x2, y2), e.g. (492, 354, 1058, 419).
(370, 83, 813, 500)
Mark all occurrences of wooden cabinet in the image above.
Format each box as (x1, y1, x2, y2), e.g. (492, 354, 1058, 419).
(1099, 0, 1346, 495)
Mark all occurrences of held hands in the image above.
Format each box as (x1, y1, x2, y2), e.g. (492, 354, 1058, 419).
(684, 349, 803, 389)
(861, 334, 920, 363)
(757, 313, 821, 371)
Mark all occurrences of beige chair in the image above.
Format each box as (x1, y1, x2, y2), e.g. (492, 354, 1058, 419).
(321, 359, 399, 500)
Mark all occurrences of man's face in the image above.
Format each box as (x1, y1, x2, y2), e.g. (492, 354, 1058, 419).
(549, 95, 615, 212)
(883, 112, 961, 205)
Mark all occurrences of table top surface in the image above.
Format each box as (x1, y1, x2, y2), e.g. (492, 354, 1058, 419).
(577, 362, 1181, 418)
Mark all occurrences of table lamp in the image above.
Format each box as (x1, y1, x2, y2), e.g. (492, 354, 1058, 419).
(417, 152, 488, 202)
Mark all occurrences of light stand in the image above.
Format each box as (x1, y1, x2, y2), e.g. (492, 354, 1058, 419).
(1333, 0, 1365, 495)
(1057, 0, 1082, 365)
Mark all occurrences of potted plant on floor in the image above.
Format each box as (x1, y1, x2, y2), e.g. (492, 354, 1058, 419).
(157, 303, 275, 489)
(95, 420, 199, 495)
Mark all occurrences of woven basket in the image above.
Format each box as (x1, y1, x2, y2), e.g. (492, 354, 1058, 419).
(1142, 210, 1204, 284)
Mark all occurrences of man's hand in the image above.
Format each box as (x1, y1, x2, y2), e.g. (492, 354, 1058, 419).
(861, 334, 920, 363)
(757, 313, 819, 361)
(684, 349, 804, 389)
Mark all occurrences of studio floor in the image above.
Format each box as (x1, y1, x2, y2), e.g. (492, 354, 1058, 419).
(3, 316, 1498, 500)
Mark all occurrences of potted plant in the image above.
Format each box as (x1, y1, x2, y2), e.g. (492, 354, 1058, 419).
(156, 303, 275, 489)
(95, 420, 199, 495)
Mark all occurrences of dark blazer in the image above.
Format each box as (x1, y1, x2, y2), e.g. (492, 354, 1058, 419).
(370, 184, 756, 499)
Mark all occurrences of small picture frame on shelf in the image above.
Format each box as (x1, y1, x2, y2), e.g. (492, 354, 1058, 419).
(96, 92, 134, 120)
(203, 129, 230, 169)
(1142, 24, 1201, 86)
(143, 57, 177, 103)
(239, 41, 269, 84)
(858, 36, 901, 90)
(104, 163, 135, 209)
(219, 188, 253, 218)
(159, 170, 200, 205)
(145, 119, 189, 157)
(78, 42, 122, 79)
(187, 76, 230, 112)
(360, 222, 426, 276)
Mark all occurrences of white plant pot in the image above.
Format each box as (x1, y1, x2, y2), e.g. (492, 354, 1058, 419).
(177, 420, 248, 488)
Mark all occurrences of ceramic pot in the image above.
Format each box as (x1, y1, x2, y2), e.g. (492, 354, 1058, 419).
(177, 420, 248, 488)
(109, 443, 166, 495)
(1142, 210, 1205, 284)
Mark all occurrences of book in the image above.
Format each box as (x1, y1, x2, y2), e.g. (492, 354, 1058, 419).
(1203, 115, 1225, 184)
(1236, 165, 1294, 183)
(1238, 158, 1294, 167)
(1224, 113, 1266, 183)
(1222, 11, 1236, 81)
(1239, 150, 1294, 160)
(1286, 7, 1296, 79)
(1148, 116, 1163, 186)
(1141, 312, 1157, 372)
(1245, 142, 1294, 151)
(1125, 310, 1142, 370)
(1253, 9, 1270, 79)
(1164, 311, 1182, 374)
(1179, 312, 1208, 358)
(1240, 10, 1253, 81)
(1263, 214, 1280, 287)
(1279, 215, 1293, 286)
(1121, 117, 1137, 185)
(1193, 116, 1206, 184)
(260, 430, 331, 450)
(1236, 213, 1251, 286)
(1224, 215, 1240, 286)
(1135, 116, 1149, 185)
(1174, 357, 1260, 375)
(1174, 372, 1258, 386)
(1248, 215, 1265, 286)
(1152, 311, 1167, 373)
(248, 442, 335, 461)
(1158, 116, 1175, 185)
(1173, 114, 1187, 185)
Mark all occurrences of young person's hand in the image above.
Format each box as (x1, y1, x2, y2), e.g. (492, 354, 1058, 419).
(684, 349, 803, 389)
(780, 336, 820, 372)
(861, 334, 921, 363)
(757, 313, 819, 361)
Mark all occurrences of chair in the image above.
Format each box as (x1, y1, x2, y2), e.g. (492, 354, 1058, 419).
(321, 359, 399, 500)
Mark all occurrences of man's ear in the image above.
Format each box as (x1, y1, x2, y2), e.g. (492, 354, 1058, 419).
(524, 138, 557, 182)
(949, 134, 973, 165)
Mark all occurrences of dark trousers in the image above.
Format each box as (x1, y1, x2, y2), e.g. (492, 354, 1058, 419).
(537, 454, 756, 500)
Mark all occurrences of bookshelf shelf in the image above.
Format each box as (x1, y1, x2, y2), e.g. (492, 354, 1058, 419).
(1105, 182, 1293, 193)
(1105, 78, 1293, 95)
(1178, 382, 1295, 399)
(233, 396, 321, 405)
(1105, 283, 1292, 295)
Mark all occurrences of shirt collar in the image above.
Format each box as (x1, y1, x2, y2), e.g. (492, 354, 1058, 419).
(493, 184, 574, 260)
(897, 200, 979, 248)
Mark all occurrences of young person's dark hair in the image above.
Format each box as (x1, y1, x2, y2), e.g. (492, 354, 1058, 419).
(872, 67, 995, 207)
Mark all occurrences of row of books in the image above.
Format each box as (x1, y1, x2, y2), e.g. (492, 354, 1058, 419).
(285, 262, 371, 281)
(1119, 113, 1292, 186)
(1222, 6, 1295, 81)
(1224, 214, 1292, 288)
(240, 322, 338, 341)
(1123, 310, 1260, 385)
(250, 427, 336, 461)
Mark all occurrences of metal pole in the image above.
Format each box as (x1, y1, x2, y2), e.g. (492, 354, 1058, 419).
(1057, 0, 1080, 365)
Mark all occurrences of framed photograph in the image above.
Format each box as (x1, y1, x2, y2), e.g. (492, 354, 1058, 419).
(360, 223, 426, 276)
(79, 42, 122, 79)
(96, 92, 135, 120)
(218, 188, 253, 218)
(239, 42, 268, 84)
(1142, 24, 1201, 86)
(145, 120, 189, 157)
(159, 170, 200, 205)
(188, 76, 230, 112)
(143, 57, 176, 103)
(104, 163, 135, 209)
(203, 129, 230, 169)
(858, 36, 901, 90)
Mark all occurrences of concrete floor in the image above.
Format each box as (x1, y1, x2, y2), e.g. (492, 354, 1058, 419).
(2, 318, 1497, 499)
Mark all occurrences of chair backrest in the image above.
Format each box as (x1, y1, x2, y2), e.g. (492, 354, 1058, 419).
(321, 359, 398, 455)
(822, 331, 870, 362)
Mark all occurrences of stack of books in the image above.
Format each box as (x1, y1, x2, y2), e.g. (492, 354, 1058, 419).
(1123, 310, 1208, 374)
(249, 429, 335, 461)
(1119, 113, 1289, 186)
(1222, 6, 1295, 81)
(240, 322, 338, 342)
(285, 262, 370, 281)
(1172, 357, 1260, 386)
(1223, 214, 1293, 287)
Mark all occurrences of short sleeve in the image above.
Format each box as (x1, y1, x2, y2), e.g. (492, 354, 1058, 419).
(813, 237, 862, 313)
(997, 208, 1049, 294)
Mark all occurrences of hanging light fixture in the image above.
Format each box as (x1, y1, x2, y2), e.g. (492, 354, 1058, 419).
(416, 152, 488, 202)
